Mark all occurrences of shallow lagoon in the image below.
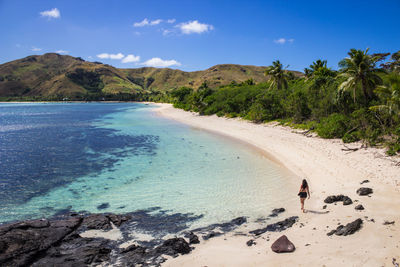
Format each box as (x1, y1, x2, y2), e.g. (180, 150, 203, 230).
(0, 103, 297, 230)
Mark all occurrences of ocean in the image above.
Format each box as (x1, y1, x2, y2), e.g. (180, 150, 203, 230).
(0, 102, 297, 230)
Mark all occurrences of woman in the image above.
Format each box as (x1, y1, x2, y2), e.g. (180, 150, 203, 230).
(298, 179, 310, 213)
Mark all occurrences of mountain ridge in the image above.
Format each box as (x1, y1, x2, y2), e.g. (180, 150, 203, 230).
(0, 53, 302, 98)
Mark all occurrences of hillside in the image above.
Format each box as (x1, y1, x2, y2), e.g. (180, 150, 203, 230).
(0, 53, 301, 98)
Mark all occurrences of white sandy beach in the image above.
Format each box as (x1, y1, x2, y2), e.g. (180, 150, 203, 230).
(154, 103, 400, 267)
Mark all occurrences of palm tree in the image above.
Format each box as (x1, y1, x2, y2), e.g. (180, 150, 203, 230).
(338, 48, 383, 104)
(264, 60, 289, 90)
(370, 73, 400, 125)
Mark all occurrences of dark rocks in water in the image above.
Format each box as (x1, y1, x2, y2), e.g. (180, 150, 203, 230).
(97, 203, 110, 210)
(269, 208, 285, 217)
(383, 221, 395, 225)
(202, 231, 223, 240)
(360, 180, 370, 184)
(271, 235, 295, 253)
(246, 239, 256, 246)
(355, 204, 364, 211)
(231, 216, 247, 225)
(356, 187, 373, 196)
(328, 219, 363, 236)
(249, 216, 299, 236)
(188, 232, 200, 244)
(107, 213, 131, 227)
(324, 195, 353, 205)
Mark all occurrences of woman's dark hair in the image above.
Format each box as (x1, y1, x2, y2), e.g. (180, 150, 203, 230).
(301, 179, 308, 189)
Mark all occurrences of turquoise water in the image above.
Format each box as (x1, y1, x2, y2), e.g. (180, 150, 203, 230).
(0, 103, 297, 229)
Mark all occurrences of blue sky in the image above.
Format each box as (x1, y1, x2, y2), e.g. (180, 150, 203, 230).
(0, 0, 399, 71)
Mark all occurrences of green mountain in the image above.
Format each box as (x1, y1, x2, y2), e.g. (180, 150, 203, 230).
(0, 53, 301, 98)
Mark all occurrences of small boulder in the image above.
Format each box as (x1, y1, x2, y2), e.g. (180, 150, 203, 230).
(360, 180, 369, 184)
(355, 204, 364, 211)
(356, 187, 373, 196)
(246, 239, 256, 246)
(271, 235, 295, 253)
(343, 196, 353, 205)
(155, 238, 191, 256)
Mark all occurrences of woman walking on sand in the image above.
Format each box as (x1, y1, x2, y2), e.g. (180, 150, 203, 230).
(298, 179, 310, 213)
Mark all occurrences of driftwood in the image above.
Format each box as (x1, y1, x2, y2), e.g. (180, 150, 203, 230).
(300, 126, 315, 137)
(341, 144, 361, 152)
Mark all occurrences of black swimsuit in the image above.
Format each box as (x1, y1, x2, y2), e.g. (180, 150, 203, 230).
(299, 191, 307, 198)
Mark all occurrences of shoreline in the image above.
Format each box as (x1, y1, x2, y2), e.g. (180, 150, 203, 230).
(154, 103, 400, 266)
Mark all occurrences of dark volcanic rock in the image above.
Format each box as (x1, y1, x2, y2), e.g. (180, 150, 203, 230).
(81, 214, 112, 230)
(328, 219, 363, 236)
(246, 239, 256, 246)
(249, 216, 298, 236)
(32, 235, 112, 266)
(107, 214, 132, 227)
(0, 217, 82, 266)
(269, 208, 286, 217)
(188, 232, 200, 244)
(360, 180, 370, 184)
(355, 204, 364, 211)
(202, 231, 223, 240)
(271, 235, 295, 253)
(155, 238, 191, 256)
(324, 195, 353, 205)
(356, 187, 373, 196)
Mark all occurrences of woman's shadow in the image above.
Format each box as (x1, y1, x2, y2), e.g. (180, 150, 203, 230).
(305, 210, 329, 214)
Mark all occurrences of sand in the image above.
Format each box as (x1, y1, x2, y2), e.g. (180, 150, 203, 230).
(154, 103, 400, 267)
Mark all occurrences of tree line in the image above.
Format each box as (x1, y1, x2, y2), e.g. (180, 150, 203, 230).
(164, 49, 400, 156)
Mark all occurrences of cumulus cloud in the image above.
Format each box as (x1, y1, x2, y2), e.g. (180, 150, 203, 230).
(274, 38, 294, 44)
(31, 47, 42, 51)
(97, 53, 125, 60)
(122, 54, 140, 63)
(40, 8, 60, 19)
(167, 19, 176, 24)
(177, 20, 214, 34)
(56, 50, 68, 54)
(142, 57, 181, 68)
(134, 18, 149, 27)
(150, 19, 162, 25)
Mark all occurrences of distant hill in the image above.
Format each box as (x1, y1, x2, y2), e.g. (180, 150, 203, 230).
(0, 53, 302, 98)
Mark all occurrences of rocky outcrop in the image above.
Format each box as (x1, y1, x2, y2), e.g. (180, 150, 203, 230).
(327, 219, 363, 236)
(356, 187, 373, 196)
(271, 235, 295, 253)
(324, 195, 353, 205)
(188, 232, 200, 244)
(249, 216, 299, 236)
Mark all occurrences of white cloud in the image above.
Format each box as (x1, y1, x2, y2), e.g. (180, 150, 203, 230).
(162, 29, 173, 36)
(122, 54, 140, 63)
(167, 19, 176, 24)
(97, 53, 125, 60)
(56, 50, 68, 54)
(273, 38, 294, 44)
(40, 8, 60, 19)
(134, 18, 165, 27)
(31, 47, 42, 52)
(150, 19, 162, 25)
(142, 57, 181, 68)
(177, 20, 213, 34)
(134, 18, 149, 27)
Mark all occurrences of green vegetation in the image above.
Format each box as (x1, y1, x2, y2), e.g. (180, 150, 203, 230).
(169, 48, 400, 155)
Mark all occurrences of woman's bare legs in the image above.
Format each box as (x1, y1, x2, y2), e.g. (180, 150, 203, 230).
(300, 198, 305, 212)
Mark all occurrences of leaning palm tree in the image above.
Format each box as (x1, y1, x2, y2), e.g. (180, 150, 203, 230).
(264, 60, 290, 90)
(338, 48, 383, 104)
